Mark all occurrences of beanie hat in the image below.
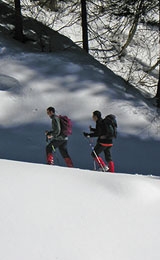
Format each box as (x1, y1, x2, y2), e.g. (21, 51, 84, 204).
(93, 110, 101, 119)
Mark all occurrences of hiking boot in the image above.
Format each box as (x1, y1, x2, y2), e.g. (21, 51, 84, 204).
(64, 157, 74, 167)
(108, 161, 115, 173)
(47, 153, 54, 165)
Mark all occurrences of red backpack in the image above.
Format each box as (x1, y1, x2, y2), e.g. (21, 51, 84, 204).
(59, 115, 72, 136)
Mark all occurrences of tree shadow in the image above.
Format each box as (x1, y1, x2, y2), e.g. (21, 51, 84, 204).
(0, 123, 159, 176)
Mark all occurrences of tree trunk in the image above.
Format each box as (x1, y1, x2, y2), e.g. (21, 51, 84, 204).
(14, 0, 24, 42)
(156, 77, 160, 98)
(155, 67, 160, 107)
(81, 0, 89, 53)
(120, 0, 144, 56)
(155, 17, 160, 107)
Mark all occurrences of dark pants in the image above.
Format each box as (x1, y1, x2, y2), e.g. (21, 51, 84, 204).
(91, 143, 112, 163)
(46, 139, 70, 158)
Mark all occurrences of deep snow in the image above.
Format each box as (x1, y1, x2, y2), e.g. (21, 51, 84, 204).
(0, 159, 160, 260)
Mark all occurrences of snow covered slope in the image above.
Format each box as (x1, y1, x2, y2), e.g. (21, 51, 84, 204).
(0, 159, 160, 260)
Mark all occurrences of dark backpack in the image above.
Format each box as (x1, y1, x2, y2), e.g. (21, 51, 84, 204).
(102, 114, 117, 138)
(59, 115, 72, 136)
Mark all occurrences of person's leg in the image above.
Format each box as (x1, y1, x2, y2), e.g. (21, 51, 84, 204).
(59, 140, 74, 167)
(46, 140, 62, 165)
(46, 142, 54, 165)
(91, 143, 108, 170)
(104, 147, 115, 173)
(108, 161, 115, 172)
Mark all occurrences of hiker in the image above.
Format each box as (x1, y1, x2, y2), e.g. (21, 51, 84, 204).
(83, 110, 115, 172)
(45, 106, 73, 167)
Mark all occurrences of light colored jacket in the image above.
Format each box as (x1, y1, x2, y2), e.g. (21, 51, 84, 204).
(50, 115, 67, 141)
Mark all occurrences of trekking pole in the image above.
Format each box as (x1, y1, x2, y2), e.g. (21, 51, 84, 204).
(85, 137, 106, 172)
(88, 138, 97, 170)
(51, 145, 60, 166)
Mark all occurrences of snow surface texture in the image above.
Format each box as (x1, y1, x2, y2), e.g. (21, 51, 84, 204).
(0, 159, 160, 260)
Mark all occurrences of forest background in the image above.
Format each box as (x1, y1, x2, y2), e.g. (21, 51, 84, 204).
(6, 0, 160, 102)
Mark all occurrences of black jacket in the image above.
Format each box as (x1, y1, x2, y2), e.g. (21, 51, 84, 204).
(89, 118, 113, 144)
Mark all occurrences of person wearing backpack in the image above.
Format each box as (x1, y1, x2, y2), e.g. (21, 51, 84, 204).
(45, 106, 73, 167)
(83, 110, 115, 172)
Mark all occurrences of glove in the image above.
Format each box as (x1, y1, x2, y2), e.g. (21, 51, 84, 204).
(83, 132, 90, 138)
(45, 131, 53, 139)
(89, 125, 95, 132)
